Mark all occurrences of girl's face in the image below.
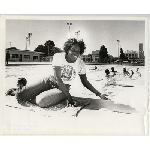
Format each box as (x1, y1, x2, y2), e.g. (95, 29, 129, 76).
(67, 44, 80, 62)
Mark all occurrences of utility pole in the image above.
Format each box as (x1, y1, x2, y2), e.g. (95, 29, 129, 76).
(117, 40, 120, 59)
(28, 33, 32, 50)
(26, 37, 28, 50)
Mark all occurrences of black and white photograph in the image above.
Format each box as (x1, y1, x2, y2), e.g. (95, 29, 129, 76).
(2, 15, 149, 135)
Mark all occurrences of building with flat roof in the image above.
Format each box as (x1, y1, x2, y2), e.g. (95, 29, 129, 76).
(139, 43, 144, 59)
(91, 50, 99, 62)
(124, 50, 138, 59)
(123, 43, 145, 64)
(6, 48, 44, 62)
(81, 55, 92, 62)
(82, 49, 114, 63)
(82, 50, 99, 63)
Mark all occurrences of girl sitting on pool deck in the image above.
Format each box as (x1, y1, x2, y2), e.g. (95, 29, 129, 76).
(12, 38, 108, 108)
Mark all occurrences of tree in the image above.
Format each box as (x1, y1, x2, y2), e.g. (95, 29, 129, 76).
(51, 47, 63, 55)
(120, 48, 125, 59)
(34, 40, 56, 56)
(119, 48, 130, 64)
(120, 48, 130, 60)
(99, 45, 108, 63)
(34, 45, 47, 56)
(44, 40, 55, 56)
(108, 54, 114, 63)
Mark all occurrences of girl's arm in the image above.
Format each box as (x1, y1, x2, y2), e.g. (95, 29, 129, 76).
(79, 74, 108, 100)
(53, 67, 74, 106)
(79, 74, 99, 95)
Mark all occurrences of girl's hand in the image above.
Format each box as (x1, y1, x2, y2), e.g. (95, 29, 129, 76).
(67, 99, 77, 107)
(97, 92, 109, 100)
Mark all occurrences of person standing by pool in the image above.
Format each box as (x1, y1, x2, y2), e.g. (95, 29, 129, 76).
(6, 51, 10, 65)
(14, 38, 108, 107)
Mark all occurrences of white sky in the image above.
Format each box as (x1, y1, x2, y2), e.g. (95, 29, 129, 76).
(5, 19, 145, 57)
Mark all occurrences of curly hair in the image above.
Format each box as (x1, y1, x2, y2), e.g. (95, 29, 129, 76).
(63, 38, 86, 55)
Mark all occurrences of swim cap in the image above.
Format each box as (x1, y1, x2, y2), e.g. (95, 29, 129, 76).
(111, 67, 114, 70)
(105, 69, 110, 74)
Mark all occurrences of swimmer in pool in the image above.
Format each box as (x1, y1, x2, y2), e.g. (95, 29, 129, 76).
(129, 70, 134, 78)
(105, 69, 115, 78)
(123, 67, 130, 76)
(110, 67, 117, 75)
(104, 69, 134, 87)
(89, 66, 97, 70)
(136, 68, 141, 77)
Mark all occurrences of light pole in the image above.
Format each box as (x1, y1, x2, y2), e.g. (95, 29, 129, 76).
(26, 37, 28, 50)
(67, 23, 72, 39)
(28, 33, 32, 50)
(75, 30, 80, 40)
(117, 40, 120, 60)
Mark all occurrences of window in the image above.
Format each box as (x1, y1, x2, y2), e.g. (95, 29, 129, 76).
(33, 56, 38, 60)
(24, 55, 30, 59)
(12, 54, 19, 58)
